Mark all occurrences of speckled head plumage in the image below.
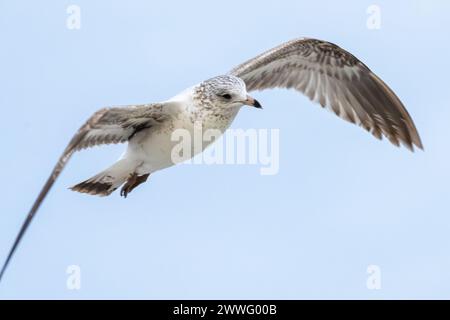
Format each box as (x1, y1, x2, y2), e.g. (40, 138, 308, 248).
(194, 75, 262, 110)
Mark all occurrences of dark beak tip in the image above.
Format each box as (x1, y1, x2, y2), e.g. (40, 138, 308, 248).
(253, 99, 263, 109)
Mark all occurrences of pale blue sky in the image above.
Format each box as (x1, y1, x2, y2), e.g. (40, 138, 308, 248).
(0, 0, 449, 299)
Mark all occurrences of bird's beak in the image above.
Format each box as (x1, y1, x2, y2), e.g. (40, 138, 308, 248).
(243, 95, 262, 109)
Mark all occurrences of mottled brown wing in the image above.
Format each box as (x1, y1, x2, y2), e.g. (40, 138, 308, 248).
(230, 38, 423, 150)
(0, 103, 170, 282)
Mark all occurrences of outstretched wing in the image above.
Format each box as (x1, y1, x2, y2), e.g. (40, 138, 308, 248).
(0, 103, 171, 281)
(230, 38, 423, 150)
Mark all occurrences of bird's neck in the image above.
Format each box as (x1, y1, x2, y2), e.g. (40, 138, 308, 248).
(168, 85, 241, 131)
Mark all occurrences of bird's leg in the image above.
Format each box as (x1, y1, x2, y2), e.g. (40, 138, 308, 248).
(120, 173, 150, 198)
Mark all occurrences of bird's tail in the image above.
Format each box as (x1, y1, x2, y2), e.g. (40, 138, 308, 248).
(70, 158, 136, 196)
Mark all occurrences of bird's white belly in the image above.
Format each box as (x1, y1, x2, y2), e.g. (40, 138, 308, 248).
(124, 108, 238, 175)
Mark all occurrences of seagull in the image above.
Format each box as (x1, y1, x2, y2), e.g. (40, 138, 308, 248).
(0, 38, 423, 281)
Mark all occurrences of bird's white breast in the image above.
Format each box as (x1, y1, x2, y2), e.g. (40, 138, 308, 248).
(124, 86, 240, 175)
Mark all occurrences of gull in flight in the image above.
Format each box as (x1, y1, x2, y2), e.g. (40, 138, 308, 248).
(0, 38, 423, 281)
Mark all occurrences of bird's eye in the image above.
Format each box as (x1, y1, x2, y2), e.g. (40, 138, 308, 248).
(221, 94, 232, 100)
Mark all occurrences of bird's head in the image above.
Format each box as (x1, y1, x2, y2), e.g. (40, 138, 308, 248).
(198, 75, 262, 110)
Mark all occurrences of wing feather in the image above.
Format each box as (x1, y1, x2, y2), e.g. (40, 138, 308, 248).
(230, 38, 423, 150)
(0, 103, 171, 281)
